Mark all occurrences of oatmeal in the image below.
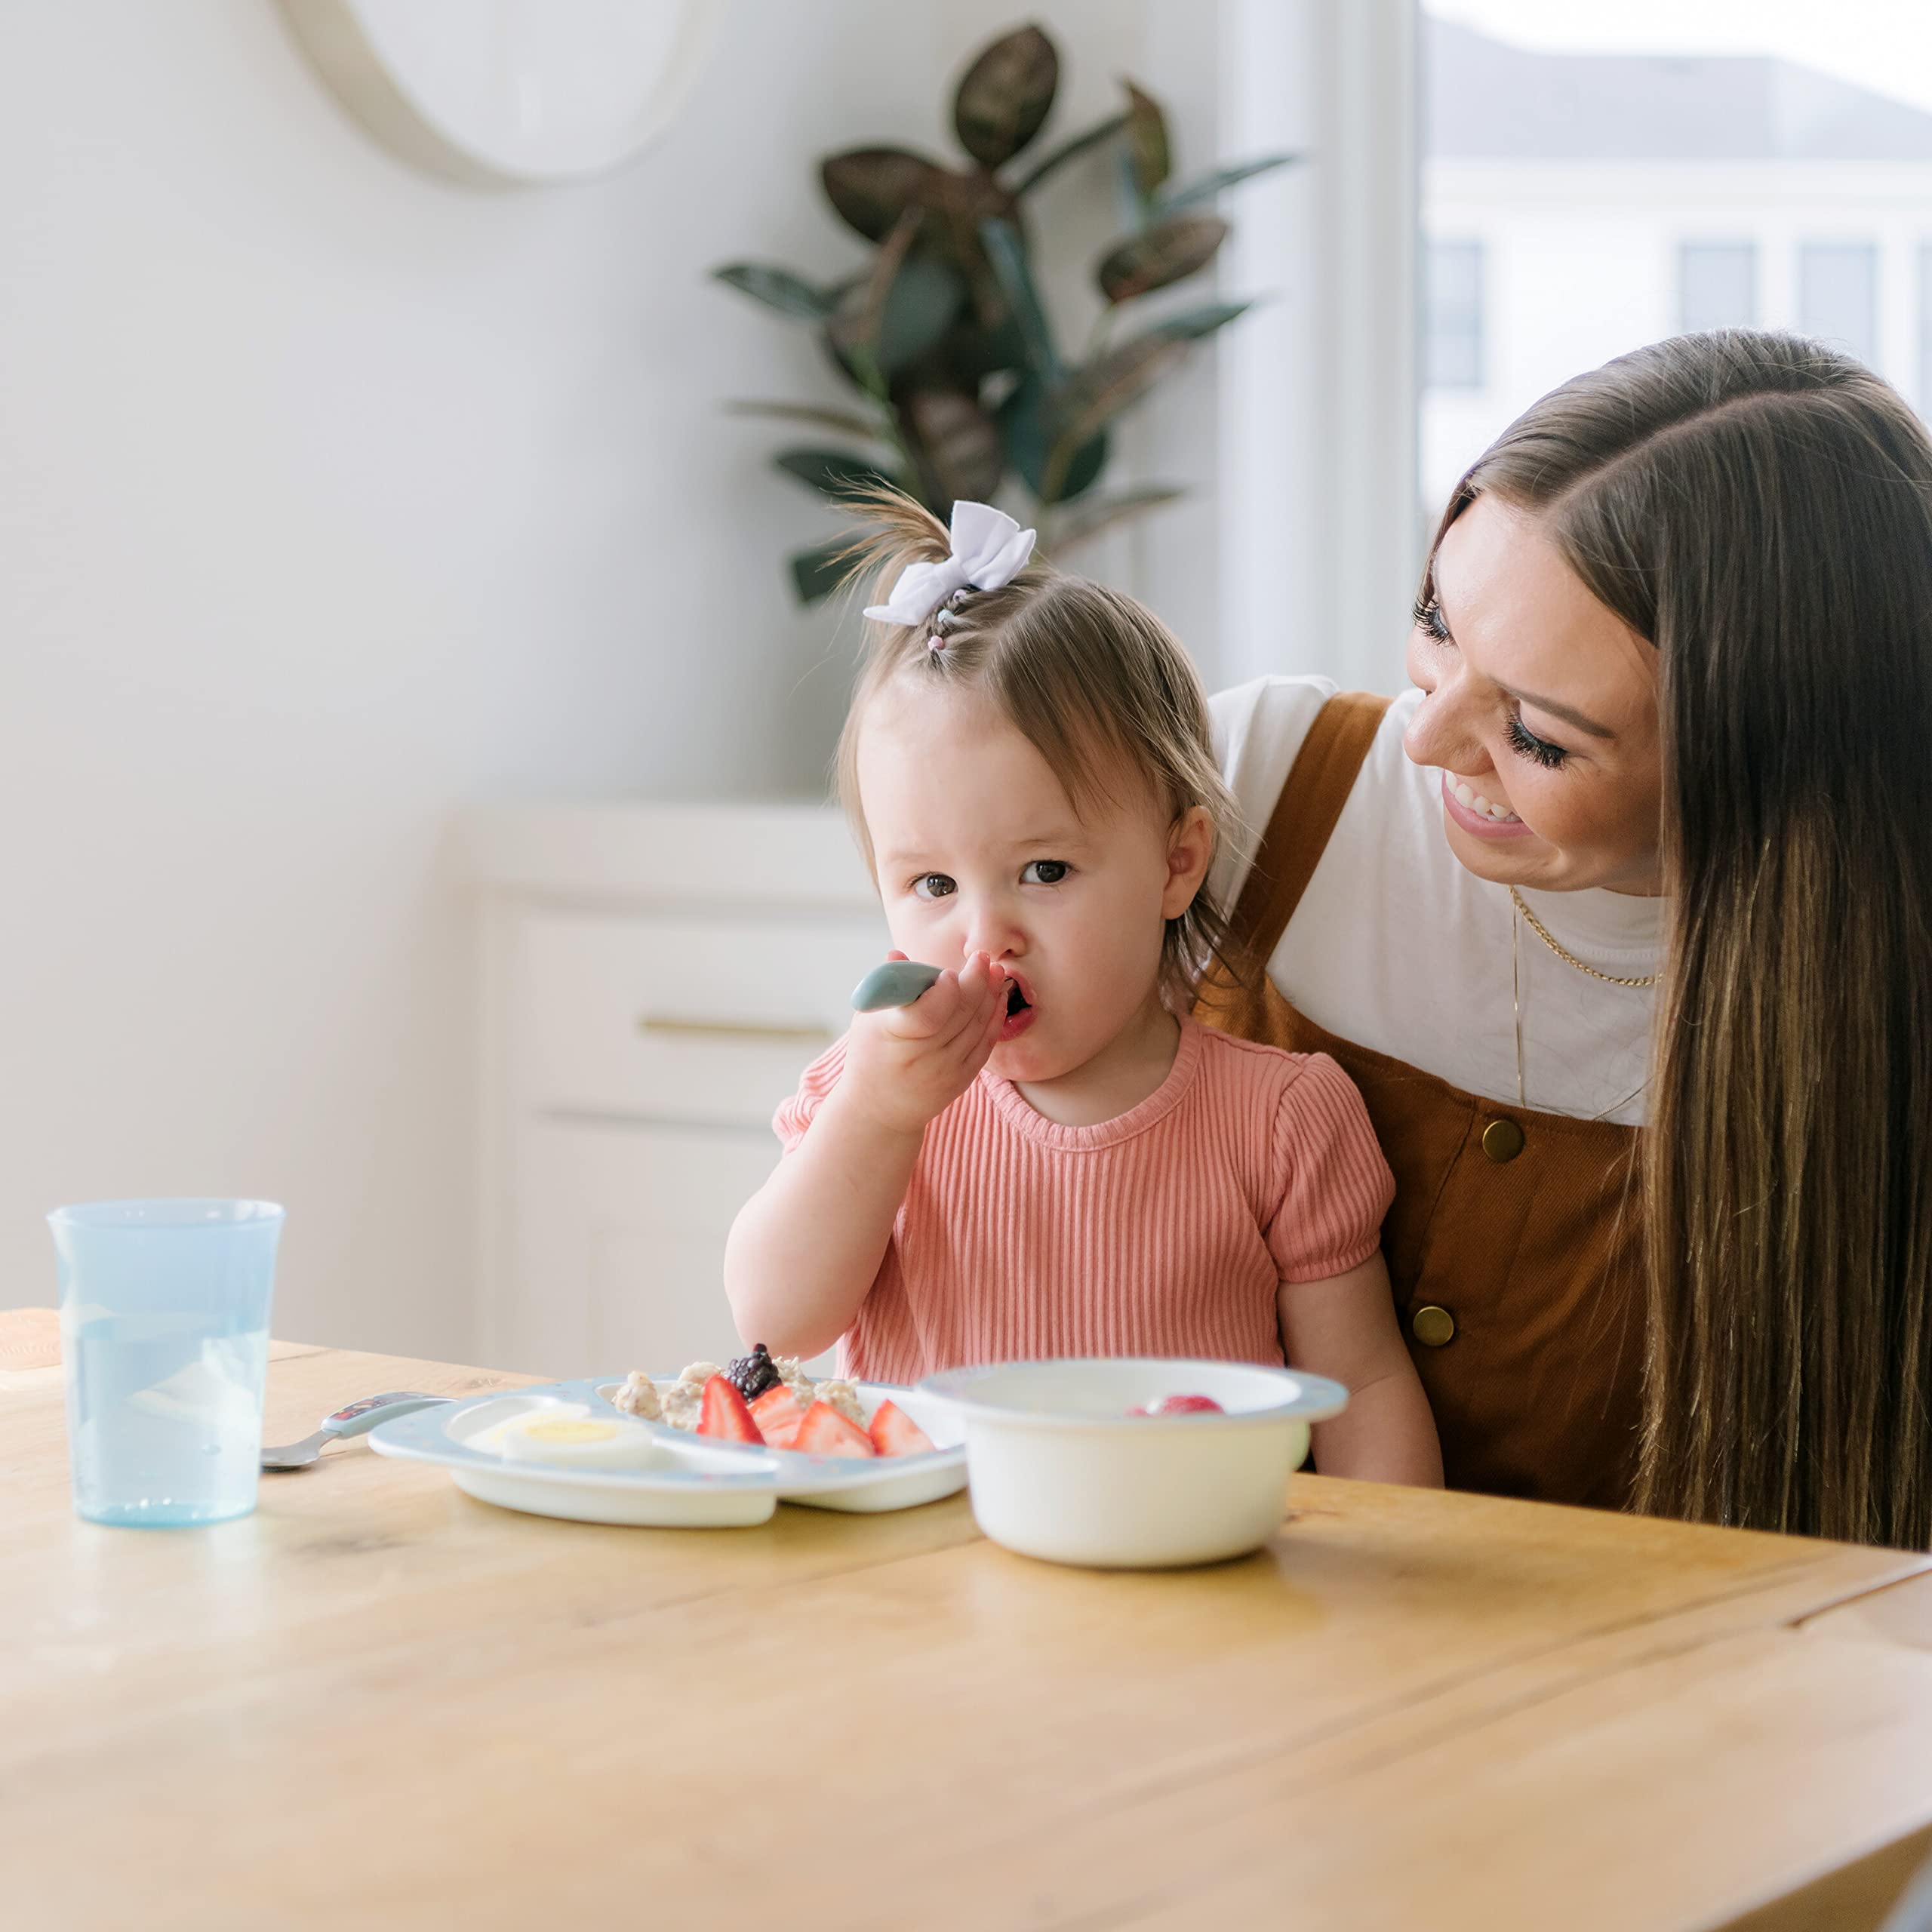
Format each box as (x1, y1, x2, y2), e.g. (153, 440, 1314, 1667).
(611, 1371, 663, 1423)
(659, 1380, 704, 1432)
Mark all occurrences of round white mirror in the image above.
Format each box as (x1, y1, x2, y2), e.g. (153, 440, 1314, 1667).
(279, 0, 724, 189)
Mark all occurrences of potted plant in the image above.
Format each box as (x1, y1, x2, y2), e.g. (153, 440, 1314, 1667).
(713, 20, 1297, 600)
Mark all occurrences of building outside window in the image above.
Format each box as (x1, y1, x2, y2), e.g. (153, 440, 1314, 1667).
(1423, 239, 1485, 389)
(1798, 242, 1880, 366)
(1921, 244, 1932, 412)
(1420, 5, 1932, 515)
(1678, 242, 1758, 333)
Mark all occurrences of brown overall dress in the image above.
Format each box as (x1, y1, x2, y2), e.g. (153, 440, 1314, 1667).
(1195, 692, 1645, 1509)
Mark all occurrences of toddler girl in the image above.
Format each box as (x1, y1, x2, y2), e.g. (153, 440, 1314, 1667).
(724, 497, 1440, 1484)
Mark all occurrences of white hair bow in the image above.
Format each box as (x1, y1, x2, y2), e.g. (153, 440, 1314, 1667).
(862, 500, 1037, 629)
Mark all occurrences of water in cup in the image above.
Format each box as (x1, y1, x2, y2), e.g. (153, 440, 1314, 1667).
(64, 1310, 270, 1525)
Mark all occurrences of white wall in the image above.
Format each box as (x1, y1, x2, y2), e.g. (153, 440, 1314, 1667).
(0, 0, 951, 1355)
(1, 0, 1244, 1360)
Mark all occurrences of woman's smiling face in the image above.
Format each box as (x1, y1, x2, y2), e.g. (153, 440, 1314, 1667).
(1404, 492, 1666, 895)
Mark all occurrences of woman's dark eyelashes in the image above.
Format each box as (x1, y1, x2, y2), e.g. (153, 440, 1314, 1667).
(1413, 595, 1570, 767)
(1506, 711, 1569, 769)
(1412, 595, 1451, 644)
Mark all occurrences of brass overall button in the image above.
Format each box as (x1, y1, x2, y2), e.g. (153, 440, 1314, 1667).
(1481, 1117, 1525, 1164)
(1412, 1304, 1456, 1348)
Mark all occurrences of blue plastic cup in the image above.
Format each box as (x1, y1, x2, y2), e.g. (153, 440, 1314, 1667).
(48, 1199, 285, 1527)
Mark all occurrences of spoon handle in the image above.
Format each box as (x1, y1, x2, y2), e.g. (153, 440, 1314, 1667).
(321, 1391, 452, 1440)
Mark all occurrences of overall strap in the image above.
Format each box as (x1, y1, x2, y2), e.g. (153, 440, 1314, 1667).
(1230, 691, 1395, 961)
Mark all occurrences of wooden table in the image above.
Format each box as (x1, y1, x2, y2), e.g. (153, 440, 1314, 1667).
(8, 1327, 1932, 1931)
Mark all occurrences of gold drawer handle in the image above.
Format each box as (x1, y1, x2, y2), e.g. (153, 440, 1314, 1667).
(637, 1015, 835, 1048)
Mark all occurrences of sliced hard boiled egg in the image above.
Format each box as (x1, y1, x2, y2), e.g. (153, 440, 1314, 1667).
(497, 1413, 664, 1472)
(466, 1399, 589, 1455)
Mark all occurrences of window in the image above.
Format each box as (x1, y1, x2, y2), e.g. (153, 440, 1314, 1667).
(1799, 242, 1880, 365)
(1921, 245, 1932, 414)
(1678, 243, 1757, 333)
(1424, 240, 1485, 390)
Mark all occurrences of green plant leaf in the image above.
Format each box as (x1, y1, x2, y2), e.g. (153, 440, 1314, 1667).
(903, 389, 1005, 506)
(725, 400, 891, 443)
(953, 23, 1060, 170)
(1049, 485, 1186, 550)
(1095, 214, 1229, 304)
(1143, 299, 1255, 344)
(820, 148, 946, 242)
(1123, 82, 1171, 200)
(790, 537, 855, 605)
(1011, 112, 1126, 195)
(828, 224, 968, 381)
(998, 374, 1107, 505)
(1050, 334, 1191, 465)
(979, 217, 1061, 383)
(1113, 143, 1146, 236)
(774, 448, 900, 504)
(924, 312, 1028, 386)
(876, 256, 968, 371)
(712, 263, 835, 321)
(1157, 153, 1301, 213)
(831, 211, 921, 396)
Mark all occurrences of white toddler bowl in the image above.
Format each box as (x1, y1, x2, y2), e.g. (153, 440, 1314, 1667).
(917, 1357, 1348, 1570)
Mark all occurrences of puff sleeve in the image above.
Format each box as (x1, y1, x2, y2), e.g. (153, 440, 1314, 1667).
(1263, 1053, 1395, 1282)
(771, 1034, 851, 1155)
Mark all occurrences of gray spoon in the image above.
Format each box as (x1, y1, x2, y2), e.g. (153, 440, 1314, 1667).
(851, 960, 943, 1011)
(261, 1391, 452, 1471)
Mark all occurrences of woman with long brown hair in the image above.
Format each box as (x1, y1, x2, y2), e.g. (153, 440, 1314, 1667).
(1201, 327, 1932, 1548)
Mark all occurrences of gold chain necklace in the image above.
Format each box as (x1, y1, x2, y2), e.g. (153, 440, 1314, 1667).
(1508, 887, 1662, 989)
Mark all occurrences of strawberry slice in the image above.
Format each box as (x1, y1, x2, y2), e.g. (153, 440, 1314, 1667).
(697, 1373, 765, 1445)
(868, 1398, 935, 1457)
(749, 1383, 807, 1450)
(792, 1399, 876, 1458)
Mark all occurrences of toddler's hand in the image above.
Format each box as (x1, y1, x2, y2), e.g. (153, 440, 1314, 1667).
(836, 950, 1008, 1137)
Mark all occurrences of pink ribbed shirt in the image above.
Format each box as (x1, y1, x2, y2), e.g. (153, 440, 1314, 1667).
(774, 1019, 1395, 1383)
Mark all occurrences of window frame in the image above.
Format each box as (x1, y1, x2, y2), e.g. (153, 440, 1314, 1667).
(1212, 0, 1420, 694)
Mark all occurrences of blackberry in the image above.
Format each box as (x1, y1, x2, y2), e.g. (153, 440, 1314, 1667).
(727, 1343, 780, 1404)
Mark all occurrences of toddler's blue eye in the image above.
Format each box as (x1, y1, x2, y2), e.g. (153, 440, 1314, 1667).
(912, 873, 956, 900)
(1021, 860, 1069, 885)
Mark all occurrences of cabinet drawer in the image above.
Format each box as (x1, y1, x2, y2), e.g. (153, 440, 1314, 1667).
(512, 909, 887, 1127)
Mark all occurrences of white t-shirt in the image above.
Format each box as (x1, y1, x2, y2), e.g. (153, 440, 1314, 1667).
(1208, 677, 1661, 1127)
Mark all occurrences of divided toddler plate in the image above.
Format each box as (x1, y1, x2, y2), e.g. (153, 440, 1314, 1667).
(368, 1377, 964, 1527)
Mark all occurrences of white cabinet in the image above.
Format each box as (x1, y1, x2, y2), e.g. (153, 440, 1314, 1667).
(506, 1118, 782, 1378)
(466, 804, 885, 1377)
